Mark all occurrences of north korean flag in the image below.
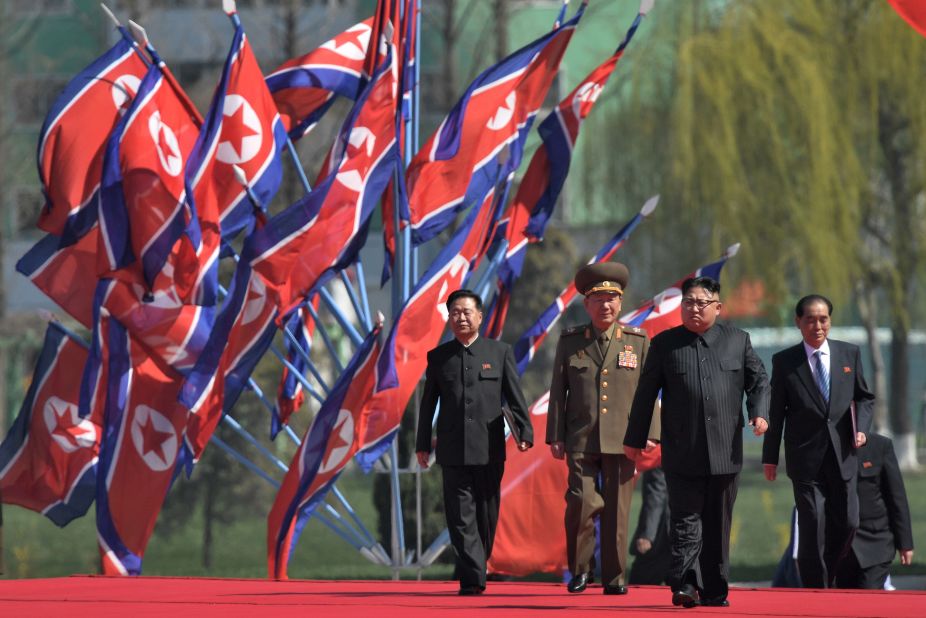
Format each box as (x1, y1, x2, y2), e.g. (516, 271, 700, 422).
(511, 196, 657, 375)
(266, 18, 373, 139)
(620, 244, 740, 338)
(247, 40, 399, 319)
(97, 62, 201, 296)
(403, 4, 585, 246)
(188, 21, 288, 247)
(95, 316, 191, 575)
(523, 0, 652, 242)
(267, 322, 382, 580)
(36, 28, 148, 240)
(0, 323, 101, 527)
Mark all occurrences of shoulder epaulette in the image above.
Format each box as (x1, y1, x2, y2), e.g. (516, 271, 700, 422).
(562, 324, 586, 336)
(623, 326, 646, 337)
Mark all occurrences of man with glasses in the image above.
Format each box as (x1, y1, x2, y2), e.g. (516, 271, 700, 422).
(547, 262, 658, 596)
(624, 276, 770, 608)
(762, 294, 874, 588)
(416, 289, 533, 596)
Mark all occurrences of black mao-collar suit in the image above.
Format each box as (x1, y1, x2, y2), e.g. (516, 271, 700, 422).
(836, 433, 914, 588)
(416, 336, 533, 591)
(624, 322, 769, 602)
(762, 338, 875, 588)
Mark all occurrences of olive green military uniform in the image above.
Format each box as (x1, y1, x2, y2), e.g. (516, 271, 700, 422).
(547, 322, 659, 588)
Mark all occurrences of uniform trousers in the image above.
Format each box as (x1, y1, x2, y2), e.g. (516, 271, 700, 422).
(441, 462, 504, 589)
(791, 445, 859, 588)
(665, 471, 739, 600)
(565, 452, 635, 587)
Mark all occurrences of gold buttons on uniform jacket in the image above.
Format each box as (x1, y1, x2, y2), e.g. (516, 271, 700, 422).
(601, 394, 608, 401)
(602, 368, 609, 376)
(601, 381, 608, 388)
(601, 407, 608, 414)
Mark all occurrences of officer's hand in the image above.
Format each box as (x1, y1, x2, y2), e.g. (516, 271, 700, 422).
(900, 549, 914, 566)
(550, 442, 565, 460)
(763, 463, 777, 481)
(856, 432, 867, 448)
(635, 538, 653, 555)
(624, 446, 642, 461)
(750, 417, 768, 435)
(644, 439, 658, 452)
(517, 441, 532, 452)
(416, 451, 430, 469)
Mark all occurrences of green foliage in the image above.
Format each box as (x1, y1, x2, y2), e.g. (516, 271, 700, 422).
(584, 0, 926, 316)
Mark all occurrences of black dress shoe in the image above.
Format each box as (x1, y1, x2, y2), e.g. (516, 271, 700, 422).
(700, 597, 729, 607)
(671, 585, 700, 608)
(458, 586, 484, 596)
(567, 572, 591, 593)
(603, 584, 628, 595)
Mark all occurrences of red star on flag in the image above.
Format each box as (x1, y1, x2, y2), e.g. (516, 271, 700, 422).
(139, 414, 174, 465)
(222, 102, 260, 160)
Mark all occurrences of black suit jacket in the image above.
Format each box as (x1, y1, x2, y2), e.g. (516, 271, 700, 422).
(762, 339, 874, 481)
(624, 323, 770, 476)
(415, 337, 533, 466)
(852, 433, 914, 568)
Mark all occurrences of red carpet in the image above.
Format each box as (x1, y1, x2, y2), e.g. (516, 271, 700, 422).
(1, 577, 924, 617)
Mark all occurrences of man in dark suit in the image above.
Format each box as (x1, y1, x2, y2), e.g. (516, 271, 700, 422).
(762, 294, 875, 589)
(629, 466, 672, 585)
(415, 289, 533, 596)
(546, 261, 658, 596)
(835, 433, 914, 589)
(624, 276, 770, 608)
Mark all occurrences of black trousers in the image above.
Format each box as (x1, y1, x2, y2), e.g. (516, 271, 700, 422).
(835, 549, 891, 590)
(791, 447, 858, 588)
(664, 472, 739, 600)
(441, 462, 504, 589)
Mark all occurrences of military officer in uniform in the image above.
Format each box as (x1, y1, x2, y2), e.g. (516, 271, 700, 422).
(546, 262, 659, 596)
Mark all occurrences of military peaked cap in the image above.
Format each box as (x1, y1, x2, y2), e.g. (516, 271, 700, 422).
(575, 262, 630, 296)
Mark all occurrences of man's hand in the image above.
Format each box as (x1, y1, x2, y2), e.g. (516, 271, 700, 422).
(416, 451, 430, 469)
(550, 442, 565, 460)
(644, 439, 658, 451)
(624, 445, 642, 461)
(750, 417, 768, 435)
(763, 463, 777, 481)
(900, 549, 914, 566)
(518, 441, 532, 452)
(635, 538, 653, 555)
(856, 432, 867, 448)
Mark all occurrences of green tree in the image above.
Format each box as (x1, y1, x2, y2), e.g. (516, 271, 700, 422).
(588, 0, 926, 467)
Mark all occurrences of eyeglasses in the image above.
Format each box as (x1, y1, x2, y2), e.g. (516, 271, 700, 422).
(681, 298, 719, 310)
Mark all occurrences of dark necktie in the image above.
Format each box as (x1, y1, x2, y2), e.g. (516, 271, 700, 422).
(813, 350, 830, 403)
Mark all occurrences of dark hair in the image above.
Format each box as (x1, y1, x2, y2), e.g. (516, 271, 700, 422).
(446, 289, 483, 312)
(795, 294, 833, 318)
(681, 276, 721, 297)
